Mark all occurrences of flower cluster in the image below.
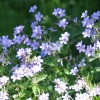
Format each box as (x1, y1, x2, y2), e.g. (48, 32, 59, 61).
(0, 5, 100, 100)
(11, 55, 43, 82)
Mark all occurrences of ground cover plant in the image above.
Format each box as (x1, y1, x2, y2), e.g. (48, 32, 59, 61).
(0, 5, 100, 100)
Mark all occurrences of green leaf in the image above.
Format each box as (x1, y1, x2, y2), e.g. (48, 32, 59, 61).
(32, 85, 40, 96)
(33, 74, 47, 84)
(89, 53, 100, 62)
(64, 69, 70, 75)
(32, 85, 37, 96)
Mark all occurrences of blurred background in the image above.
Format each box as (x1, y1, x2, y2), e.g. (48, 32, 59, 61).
(0, 0, 100, 37)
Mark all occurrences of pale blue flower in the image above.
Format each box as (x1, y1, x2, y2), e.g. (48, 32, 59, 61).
(31, 26, 43, 39)
(40, 42, 52, 55)
(91, 11, 100, 20)
(76, 41, 85, 53)
(81, 10, 88, 18)
(82, 16, 94, 28)
(82, 28, 92, 38)
(70, 67, 78, 75)
(29, 5, 37, 13)
(0, 36, 13, 48)
(78, 59, 86, 67)
(52, 8, 65, 18)
(85, 45, 95, 57)
(58, 19, 68, 28)
(14, 25, 24, 35)
(35, 12, 43, 22)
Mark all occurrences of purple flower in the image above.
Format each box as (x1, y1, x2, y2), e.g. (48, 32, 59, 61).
(40, 41, 62, 57)
(40, 42, 52, 56)
(35, 12, 43, 22)
(51, 41, 62, 51)
(30, 56, 43, 73)
(78, 59, 86, 67)
(82, 16, 94, 28)
(59, 32, 70, 44)
(0, 36, 13, 48)
(81, 10, 88, 18)
(58, 19, 68, 28)
(11, 55, 43, 82)
(82, 28, 92, 38)
(11, 69, 22, 82)
(31, 40, 39, 50)
(16, 48, 32, 59)
(52, 8, 65, 18)
(31, 21, 38, 29)
(23, 37, 32, 46)
(85, 45, 95, 57)
(70, 67, 78, 75)
(91, 11, 100, 20)
(11, 64, 33, 82)
(76, 41, 85, 53)
(13, 35, 25, 44)
(31, 26, 43, 39)
(13, 25, 24, 35)
(29, 5, 37, 13)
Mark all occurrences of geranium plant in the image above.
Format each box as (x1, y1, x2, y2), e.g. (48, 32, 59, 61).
(0, 5, 100, 100)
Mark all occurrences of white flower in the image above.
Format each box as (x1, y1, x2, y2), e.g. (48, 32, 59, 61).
(0, 76, 9, 88)
(31, 65, 43, 73)
(62, 93, 71, 100)
(25, 48, 32, 55)
(96, 41, 100, 49)
(0, 91, 9, 100)
(90, 86, 100, 96)
(59, 32, 70, 45)
(81, 10, 88, 18)
(54, 78, 68, 94)
(70, 78, 86, 91)
(38, 93, 49, 100)
(33, 56, 43, 65)
(26, 97, 32, 100)
(16, 48, 32, 59)
(16, 48, 26, 59)
(75, 93, 92, 100)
